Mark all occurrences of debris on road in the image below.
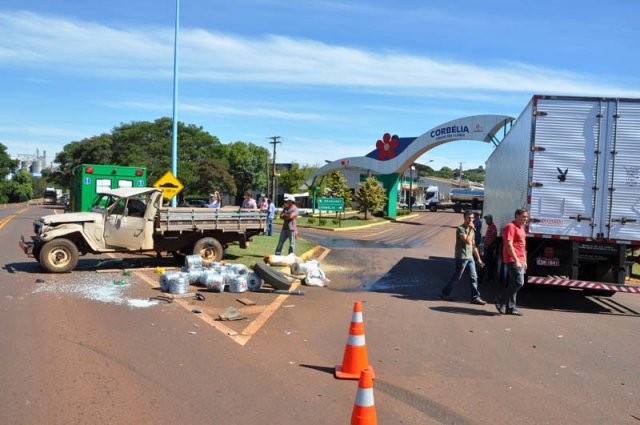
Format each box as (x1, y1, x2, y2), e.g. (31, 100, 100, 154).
(218, 306, 245, 321)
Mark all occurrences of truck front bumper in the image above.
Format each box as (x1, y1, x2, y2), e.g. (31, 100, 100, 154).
(19, 235, 35, 257)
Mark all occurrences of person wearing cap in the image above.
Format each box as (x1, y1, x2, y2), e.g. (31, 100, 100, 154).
(208, 191, 221, 208)
(275, 196, 298, 255)
(481, 214, 498, 284)
(439, 209, 486, 305)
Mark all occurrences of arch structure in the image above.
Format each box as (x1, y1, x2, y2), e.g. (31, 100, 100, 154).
(306, 114, 515, 218)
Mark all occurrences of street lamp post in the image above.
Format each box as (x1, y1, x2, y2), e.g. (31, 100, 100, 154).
(409, 164, 415, 212)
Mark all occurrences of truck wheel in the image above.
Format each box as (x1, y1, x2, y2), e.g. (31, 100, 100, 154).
(192, 237, 223, 265)
(39, 239, 79, 273)
(430, 204, 437, 212)
(453, 205, 462, 214)
(253, 262, 292, 290)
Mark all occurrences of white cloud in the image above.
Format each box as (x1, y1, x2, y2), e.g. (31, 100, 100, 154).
(1, 11, 639, 98)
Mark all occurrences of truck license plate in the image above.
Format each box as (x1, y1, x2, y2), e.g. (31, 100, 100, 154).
(536, 257, 560, 267)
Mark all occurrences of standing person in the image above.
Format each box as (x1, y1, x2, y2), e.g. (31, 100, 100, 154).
(258, 196, 268, 211)
(208, 191, 221, 208)
(495, 208, 529, 316)
(275, 195, 298, 255)
(440, 210, 486, 305)
(473, 211, 483, 248)
(265, 197, 276, 236)
(481, 214, 498, 284)
(241, 192, 257, 209)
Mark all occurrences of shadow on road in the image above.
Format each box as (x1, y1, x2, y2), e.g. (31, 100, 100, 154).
(355, 256, 640, 316)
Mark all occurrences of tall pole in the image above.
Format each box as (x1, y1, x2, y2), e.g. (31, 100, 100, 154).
(170, 0, 180, 206)
(268, 136, 281, 203)
(409, 165, 415, 212)
(265, 152, 270, 199)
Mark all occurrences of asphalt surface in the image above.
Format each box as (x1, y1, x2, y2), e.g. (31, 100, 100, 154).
(1, 204, 639, 424)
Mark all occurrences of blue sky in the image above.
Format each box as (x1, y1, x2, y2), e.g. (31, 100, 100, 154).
(1, 0, 639, 171)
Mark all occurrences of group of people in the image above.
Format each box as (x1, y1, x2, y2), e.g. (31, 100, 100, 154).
(207, 190, 298, 255)
(440, 208, 529, 316)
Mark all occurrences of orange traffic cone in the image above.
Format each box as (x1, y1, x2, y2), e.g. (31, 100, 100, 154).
(351, 368, 377, 425)
(335, 301, 375, 380)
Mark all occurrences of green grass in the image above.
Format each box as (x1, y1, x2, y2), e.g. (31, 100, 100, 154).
(223, 233, 316, 268)
(275, 213, 387, 229)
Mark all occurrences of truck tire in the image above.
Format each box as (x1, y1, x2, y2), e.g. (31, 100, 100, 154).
(430, 204, 437, 212)
(39, 239, 79, 273)
(453, 205, 462, 214)
(253, 262, 292, 290)
(192, 237, 223, 265)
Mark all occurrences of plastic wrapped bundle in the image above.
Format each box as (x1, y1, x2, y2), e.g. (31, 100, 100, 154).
(183, 267, 204, 284)
(159, 271, 181, 292)
(184, 254, 203, 270)
(290, 260, 319, 275)
(247, 272, 263, 291)
(228, 275, 249, 293)
(168, 273, 190, 294)
(229, 263, 249, 275)
(199, 269, 225, 292)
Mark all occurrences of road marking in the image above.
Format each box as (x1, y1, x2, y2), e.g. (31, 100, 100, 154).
(0, 214, 16, 229)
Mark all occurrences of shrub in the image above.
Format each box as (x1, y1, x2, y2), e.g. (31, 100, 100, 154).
(318, 219, 327, 226)
(307, 217, 316, 224)
(332, 218, 340, 225)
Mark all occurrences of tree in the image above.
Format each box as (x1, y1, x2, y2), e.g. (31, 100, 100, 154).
(55, 134, 114, 187)
(196, 157, 236, 199)
(0, 143, 18, 180)
(278, 163, 314, 194)
(435, 166, 454, 179)
(224, 142, 269, 205)
(324, 171, 352, 208)
(354, 176, 387, 220)
(6, 169, 34, 202)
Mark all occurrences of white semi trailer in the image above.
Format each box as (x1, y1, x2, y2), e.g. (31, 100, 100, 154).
(484, 95, 640, 295)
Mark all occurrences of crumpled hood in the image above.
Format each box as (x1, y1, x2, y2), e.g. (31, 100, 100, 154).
(39, 212, 103, 225)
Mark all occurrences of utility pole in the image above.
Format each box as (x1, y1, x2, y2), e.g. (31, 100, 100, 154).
(268, 136, 281, 203)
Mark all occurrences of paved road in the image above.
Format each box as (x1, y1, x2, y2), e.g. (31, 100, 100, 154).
(1, 205, 639, 424)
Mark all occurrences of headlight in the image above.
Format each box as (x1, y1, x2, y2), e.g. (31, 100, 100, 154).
(33, 220, 43, 235)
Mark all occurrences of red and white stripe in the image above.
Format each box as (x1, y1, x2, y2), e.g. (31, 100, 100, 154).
(528, 276, 640, 294)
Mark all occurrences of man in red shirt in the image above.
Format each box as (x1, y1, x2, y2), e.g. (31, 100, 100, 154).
(495, 208, 529, 316)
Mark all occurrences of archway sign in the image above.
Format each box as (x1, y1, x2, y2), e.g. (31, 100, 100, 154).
(307, 114, 514, 218)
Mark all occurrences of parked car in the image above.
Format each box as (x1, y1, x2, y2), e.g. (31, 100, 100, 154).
(183, 197, 209, 207)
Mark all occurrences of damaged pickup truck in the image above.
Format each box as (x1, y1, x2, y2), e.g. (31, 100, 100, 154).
(20, 187, 265, 273)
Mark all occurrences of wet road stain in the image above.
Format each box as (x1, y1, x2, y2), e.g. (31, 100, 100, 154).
(320, 238, 419, 249)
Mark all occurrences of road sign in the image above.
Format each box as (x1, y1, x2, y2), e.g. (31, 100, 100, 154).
(318, 197, 344, 211)
(153, 171, 184, 200)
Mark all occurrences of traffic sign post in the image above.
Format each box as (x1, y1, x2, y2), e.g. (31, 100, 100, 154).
(318, 197, 344, 211)
(153, 171, 184, 201)
(317, 197, 345, 226)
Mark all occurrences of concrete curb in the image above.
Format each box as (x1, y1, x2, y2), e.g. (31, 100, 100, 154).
(296, 213, 419, 232)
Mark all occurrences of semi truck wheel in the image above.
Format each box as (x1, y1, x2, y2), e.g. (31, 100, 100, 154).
(192, 237, 223, 265)
(39, 239, 79, 273)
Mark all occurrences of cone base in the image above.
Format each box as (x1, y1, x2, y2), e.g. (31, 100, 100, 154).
(335, 365, 375, 380)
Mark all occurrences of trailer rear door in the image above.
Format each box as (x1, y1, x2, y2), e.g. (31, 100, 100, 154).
(602, 100, 640, 241)
(529, 98, 603, 238)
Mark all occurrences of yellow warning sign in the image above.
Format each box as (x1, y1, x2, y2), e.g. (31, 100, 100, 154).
(153, 171, 184, 200)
